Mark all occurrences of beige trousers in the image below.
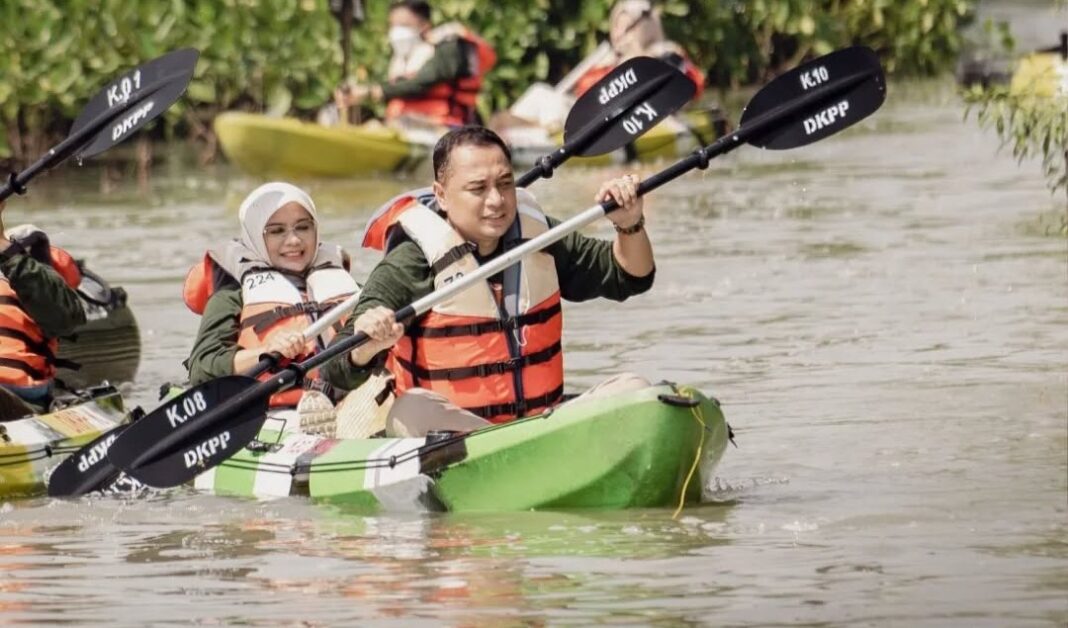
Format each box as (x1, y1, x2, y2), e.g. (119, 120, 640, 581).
(385, 372, 652, 438)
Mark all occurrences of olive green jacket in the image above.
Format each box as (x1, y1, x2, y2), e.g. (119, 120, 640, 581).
(0, 252, 85, 338)
(323, 217, 654, 391)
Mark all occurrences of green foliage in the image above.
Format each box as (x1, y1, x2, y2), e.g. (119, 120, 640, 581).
(656, 0, 975, 85)
(963, 84, 1068, 216)
(0, 0, 340, 160)
(419, 0, 976, 111)
(0, 0, 976, 161)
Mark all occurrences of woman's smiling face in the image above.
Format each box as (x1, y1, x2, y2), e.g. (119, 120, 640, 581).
(263, 202, 317, 272)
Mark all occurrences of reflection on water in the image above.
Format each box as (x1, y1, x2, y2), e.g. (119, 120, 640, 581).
(2, 5, 1068, 620)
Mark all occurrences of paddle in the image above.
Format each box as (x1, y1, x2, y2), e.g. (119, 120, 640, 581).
(102, 45, 885, 490)
(45, 56, 694, 498)
(1, 48, 199, 203)
(515, 55, 696, 186)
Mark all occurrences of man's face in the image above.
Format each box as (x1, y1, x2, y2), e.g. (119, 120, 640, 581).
(433, 143, 517, 254)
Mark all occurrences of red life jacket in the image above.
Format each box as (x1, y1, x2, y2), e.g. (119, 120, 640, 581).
(0, 243, 82, 388)
(574, 45, 705, 102)
(384, 23, 497, 127)
(363, 188, 564, 422)
(183, 252, 358, 407)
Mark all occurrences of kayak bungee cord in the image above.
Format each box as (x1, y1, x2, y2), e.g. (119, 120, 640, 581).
(672, 386, 709, 520)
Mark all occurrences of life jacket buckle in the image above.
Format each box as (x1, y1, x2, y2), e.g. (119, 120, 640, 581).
(474, 357, 519, 378)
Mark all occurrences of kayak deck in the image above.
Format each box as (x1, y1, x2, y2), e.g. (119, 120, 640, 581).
(194, 383, 729, 512)
(0, 387, 128, 499)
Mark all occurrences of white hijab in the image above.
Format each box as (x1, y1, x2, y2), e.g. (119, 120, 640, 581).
(210, 182, 344, 279)
(238, 181, 319, 263)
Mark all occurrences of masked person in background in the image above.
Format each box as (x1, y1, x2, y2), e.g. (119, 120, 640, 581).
(0, 200, 85, 418)
(334, 0, 496, 128)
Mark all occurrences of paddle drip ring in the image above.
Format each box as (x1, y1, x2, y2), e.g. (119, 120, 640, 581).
(534, 156, 555, 180)
(6, 172, 27, 195)
(693, 148, 710, 170)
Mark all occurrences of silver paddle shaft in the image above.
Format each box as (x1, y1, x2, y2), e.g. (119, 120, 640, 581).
(406, 204, 608, 319)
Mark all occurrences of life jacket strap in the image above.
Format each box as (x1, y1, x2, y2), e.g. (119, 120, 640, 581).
(464, 384, 565, 419)
(407, 301, 561, 339)
(395, 341, 561, 381)
(428, 242, 477, 276)
(0, 357, 48, 381)
(240, 301, 333, 334)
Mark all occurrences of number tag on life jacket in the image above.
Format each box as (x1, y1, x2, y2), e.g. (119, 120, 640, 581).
(242, 271, 303, 305)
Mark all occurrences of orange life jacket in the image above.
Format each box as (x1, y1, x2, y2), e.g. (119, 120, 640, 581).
(363, 188, 564, 422)
(0, 243, 82, 388)
(574, 46, 705, 102)
(384, 23, 497, 127)
(183, 252, 358, 407)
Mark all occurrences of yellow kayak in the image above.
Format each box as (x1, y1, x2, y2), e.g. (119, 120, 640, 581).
(1010, 45, 1067, 99)
(216, 107, 725, 179)
(214, 112, 438, 178)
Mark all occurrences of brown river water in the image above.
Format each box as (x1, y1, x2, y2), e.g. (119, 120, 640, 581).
(2, 8, 1067, 627)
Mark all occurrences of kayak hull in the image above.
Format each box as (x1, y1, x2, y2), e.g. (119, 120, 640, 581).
(194, 384, 729, 512)
(56, 280, 141, 389)
(214, 112, 434, 178)
(0, 388, 127, 499)
(216, 108, 725, 179)
(1010, 51, 1068, 98)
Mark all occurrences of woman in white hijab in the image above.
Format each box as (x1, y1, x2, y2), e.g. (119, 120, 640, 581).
(183, 183, 401, 410)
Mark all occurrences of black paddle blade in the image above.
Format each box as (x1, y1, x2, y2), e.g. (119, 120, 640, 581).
(69, 48, 199, 159)
(47, 427, 124, 497)
(108, 376, 268, 489)
(564, 56, 696, 157)
(739, 46, 885, 150)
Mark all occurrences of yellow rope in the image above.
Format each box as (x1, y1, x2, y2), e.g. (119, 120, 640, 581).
(672, 388, 707, 520)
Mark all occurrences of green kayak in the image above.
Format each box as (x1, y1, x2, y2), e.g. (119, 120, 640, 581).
(193, 383, 729, 512)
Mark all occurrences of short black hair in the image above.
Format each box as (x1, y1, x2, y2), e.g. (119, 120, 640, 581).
(389, 0, 431, 22)
(432, 125, 512, 182)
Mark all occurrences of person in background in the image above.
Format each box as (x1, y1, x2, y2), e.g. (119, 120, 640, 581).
(495, 0, 704, 139)
(571, 0, 705, 101)
(333, 0, 496, 128)
(324, 126, 655, 438)
(0, 199, 86, 417)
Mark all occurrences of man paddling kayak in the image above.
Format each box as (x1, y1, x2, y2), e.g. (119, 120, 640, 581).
(324, 125, 654, 437)
(0, 199, 87, 417)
